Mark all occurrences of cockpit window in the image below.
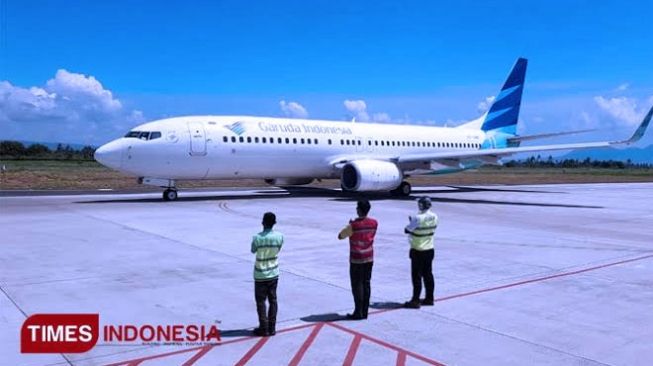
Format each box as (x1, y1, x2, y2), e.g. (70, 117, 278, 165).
(124, 131, 162, 141)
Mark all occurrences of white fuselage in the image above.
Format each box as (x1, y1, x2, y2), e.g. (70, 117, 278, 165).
(95, 116, 487, 181)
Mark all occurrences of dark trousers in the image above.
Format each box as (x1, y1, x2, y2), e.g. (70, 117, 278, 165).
(410, 249, 434, 301)
(254, 278, 278, 328)
(349, 262, 373, 318)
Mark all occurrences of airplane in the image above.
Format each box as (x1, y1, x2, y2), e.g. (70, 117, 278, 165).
(94, 58, 652, 201)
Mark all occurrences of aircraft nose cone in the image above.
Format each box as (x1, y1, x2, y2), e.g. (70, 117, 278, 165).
(94, 141, 123, 169)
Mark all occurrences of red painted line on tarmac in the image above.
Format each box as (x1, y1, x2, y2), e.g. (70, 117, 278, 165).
(182, 345, 213, 366)
(288, 322, 325, 366)
(327, 322, 445, 366)
(396, 351, 407, 366)
(234, 337, 269, 366)
(102, 323, 315, 366)
(435, 253, 653, 303)
(342, 334, 362, 366)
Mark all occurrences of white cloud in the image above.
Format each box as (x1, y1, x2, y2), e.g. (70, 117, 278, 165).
(371, 112, 391, 123)
(594, 96, 645, 126)
(343, 99, 394, 123)
(344, 99, 369, 121)
(615, 83, 630, 92)
(477, 95, 495, 114)
(0, 70, 144, 144)
(279, 100, 308, 118)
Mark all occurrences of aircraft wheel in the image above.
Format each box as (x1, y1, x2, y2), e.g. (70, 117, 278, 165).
(397, 181, 411, 196)
(163, 189, 178, 201)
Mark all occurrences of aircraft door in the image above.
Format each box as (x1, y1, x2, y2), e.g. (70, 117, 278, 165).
(187, 122, 207, 156)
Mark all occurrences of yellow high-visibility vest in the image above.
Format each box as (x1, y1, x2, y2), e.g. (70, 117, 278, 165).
(251, 229, 284, 281)
(408, 211, 438, 251)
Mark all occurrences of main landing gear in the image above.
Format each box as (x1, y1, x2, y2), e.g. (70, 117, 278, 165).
(391, 181, 412, 197)
(163, 188, 178, 201)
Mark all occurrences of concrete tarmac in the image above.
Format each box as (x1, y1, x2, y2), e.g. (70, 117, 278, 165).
(1, 183, 652, 366)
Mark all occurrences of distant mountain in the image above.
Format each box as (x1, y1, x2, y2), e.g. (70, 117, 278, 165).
(560, 145, 653, 164)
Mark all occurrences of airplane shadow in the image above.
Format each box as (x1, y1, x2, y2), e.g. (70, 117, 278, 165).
(75, 185, 600, 209)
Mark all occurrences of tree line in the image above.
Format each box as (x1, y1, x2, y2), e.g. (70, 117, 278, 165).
(504, 155, 651, 169)
(0, 141, 96, 160)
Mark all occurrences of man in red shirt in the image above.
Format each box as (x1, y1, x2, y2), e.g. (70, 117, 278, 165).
(338, 199, 378, 320)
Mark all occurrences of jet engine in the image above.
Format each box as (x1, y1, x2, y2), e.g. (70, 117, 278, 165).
(264, 178, 315, 186)
(341, 160, 402, 192)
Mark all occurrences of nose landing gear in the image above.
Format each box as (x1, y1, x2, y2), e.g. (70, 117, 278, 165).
(138, 177, 179, 201)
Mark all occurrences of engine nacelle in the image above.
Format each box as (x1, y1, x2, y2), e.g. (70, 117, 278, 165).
(265, 178, 315, 186)
(341, 160, 402, 192)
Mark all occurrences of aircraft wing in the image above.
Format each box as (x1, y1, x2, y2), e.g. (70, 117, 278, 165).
(396, 105, 652, 165)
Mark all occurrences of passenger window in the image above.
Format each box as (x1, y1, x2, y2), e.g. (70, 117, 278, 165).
(301, 138, 305, 144)
(247, 137, 252, 143)
(262, 137, 266, 143)
(285, 138, 290, 144)
(223, 136, 228, 143)
(239, 136, 244, 143)
(358, 140, 361, 146)
(307, 139, 311, 145)
(255, 137, 259, 143)
(231, 136, 236, 143)
(314, 139, 318, 144)
(341, 139, 344, 145)
(346, 140, 350, 145)
(293, 138, 297, 144)
(328, 139, 332, 145)
(375, 141, 378, 146)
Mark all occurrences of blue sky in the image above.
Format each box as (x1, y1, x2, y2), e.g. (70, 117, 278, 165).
(1, 0, 652, 146)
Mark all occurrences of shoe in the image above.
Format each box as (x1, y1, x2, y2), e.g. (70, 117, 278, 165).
(346, 313, 364, 320)
(253, 327, 269, 337)
(403, 300, 420, 309)
(268, 321, 276, 336)
(420, 298, 434, 306)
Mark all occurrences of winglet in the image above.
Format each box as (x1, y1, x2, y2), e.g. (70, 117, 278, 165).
(615, 105, 653, 145)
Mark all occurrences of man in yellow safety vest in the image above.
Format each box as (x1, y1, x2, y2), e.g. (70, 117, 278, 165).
(251, 212, 284, 336)
(403, 197, 438, 309)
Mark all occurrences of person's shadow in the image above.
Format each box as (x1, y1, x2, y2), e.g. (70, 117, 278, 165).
(300, 313, 348, 322)
(219, 328, 254, 338)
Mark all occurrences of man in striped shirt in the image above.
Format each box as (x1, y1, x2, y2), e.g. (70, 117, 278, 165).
(251, 212, 284, 336)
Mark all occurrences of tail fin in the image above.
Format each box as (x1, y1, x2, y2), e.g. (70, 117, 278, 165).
(481, 57, 528, 135)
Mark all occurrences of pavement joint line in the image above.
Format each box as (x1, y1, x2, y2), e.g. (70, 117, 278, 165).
(400, 303, 612, 366)
(0, 283, 75, 366)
